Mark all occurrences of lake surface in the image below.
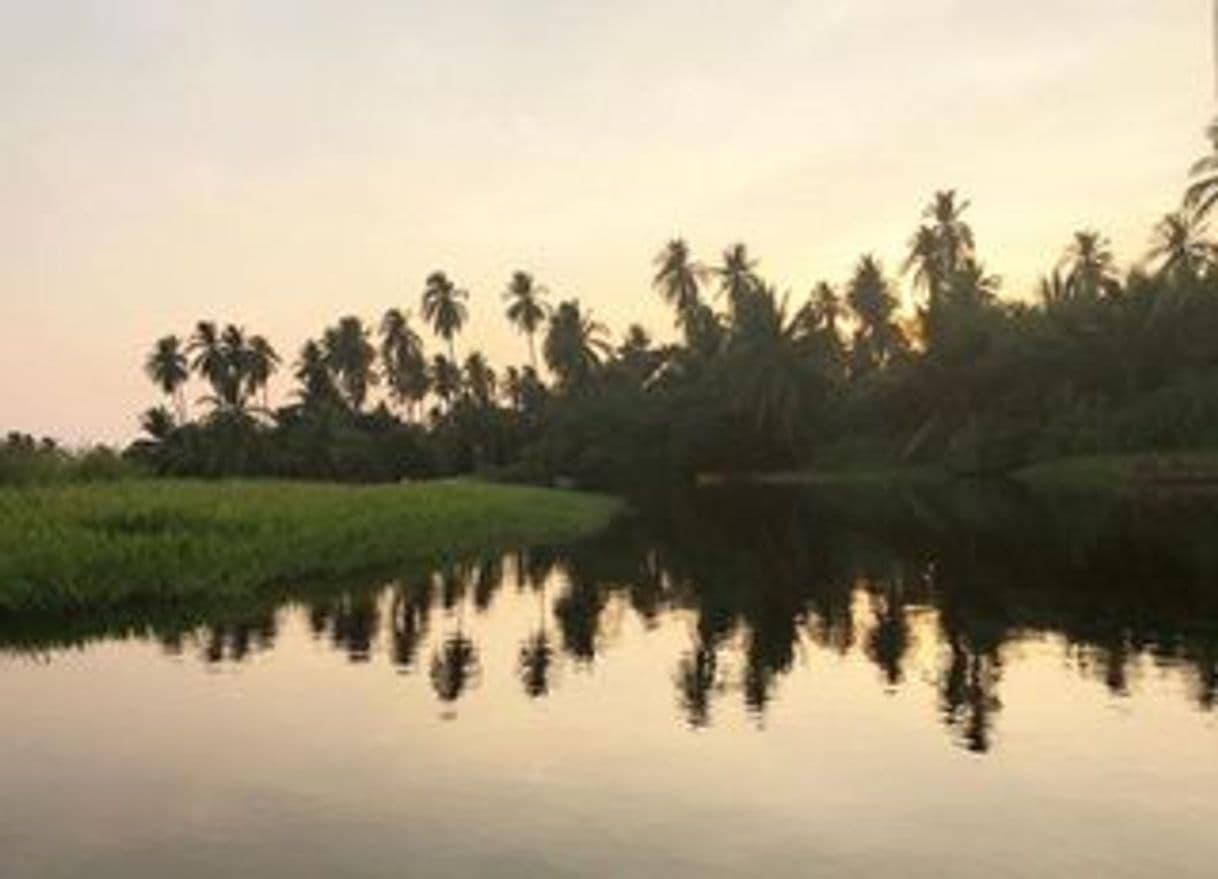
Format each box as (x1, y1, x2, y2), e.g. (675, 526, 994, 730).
(3, 484, 1218, 877)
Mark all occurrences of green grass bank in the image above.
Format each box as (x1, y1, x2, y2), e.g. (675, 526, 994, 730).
(0, 479, 620, 613)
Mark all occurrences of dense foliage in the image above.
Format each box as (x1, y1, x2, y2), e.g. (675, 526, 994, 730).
(126, 139, 1218, 486)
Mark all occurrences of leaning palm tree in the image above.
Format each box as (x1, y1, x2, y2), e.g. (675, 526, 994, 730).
(1146, 210, 1214, 282)
(652, 239, 707, 334)
(1059, 230, 1120, 299)
(543, 300, 611, 390)
(144, 335, 189, 423)
(421, 271, 469, 361)
(503, 271, 549, 369)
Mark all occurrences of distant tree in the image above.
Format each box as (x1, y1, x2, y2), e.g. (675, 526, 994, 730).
(653, 239, 707, 336)
(544, 300, 611, 390)
(503, 271, 549, 370)
(144, 335, 189, 423)
(716, 243, 762, 323)
(421, 271, 469, 361)
(245, 334, 280, 411)
(1060, 231, 1121, 300)
(323, 316, 377, 410)
(379, 308, 426, 418)
(846, 255, 906, 372)
(1146, 210, 1214, 282)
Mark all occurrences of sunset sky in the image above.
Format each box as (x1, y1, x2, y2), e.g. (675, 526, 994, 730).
(1, 0, 1213, 443)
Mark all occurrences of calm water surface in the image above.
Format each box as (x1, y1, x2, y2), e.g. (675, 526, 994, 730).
(2, 485, 1217, 877)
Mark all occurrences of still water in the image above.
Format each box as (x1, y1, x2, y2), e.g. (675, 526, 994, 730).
(2, 485, 1217, 877)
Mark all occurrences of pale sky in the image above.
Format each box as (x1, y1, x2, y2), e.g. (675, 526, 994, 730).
(1, 0, 1214, 444)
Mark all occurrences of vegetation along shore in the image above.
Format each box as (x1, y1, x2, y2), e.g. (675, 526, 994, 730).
(0, 480, 620, 613)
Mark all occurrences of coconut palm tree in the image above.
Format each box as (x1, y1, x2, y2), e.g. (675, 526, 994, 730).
(429, 354, 462, 412)
(139, 405, 176, 442)
(846, 255, 905, 372)
(379, 308, 425, 417)
(322, 316, 377, 411)
(245, 334, 280, 411)
(503, 271, 549, 369)
(188, 321, 228, 404)
(716, 243, 762, 322)
(1060, 230, 1121, 299)
(144, 335, 189, 423)
(1146, 210, 1214, 281)
(421, 271, 469, 361)
(652, 239, 707, 334)
(463, 352, 497, 408)
(925, 190, 974, 273)
(543, 300, 611, 390)
(294, 339, 339, 409)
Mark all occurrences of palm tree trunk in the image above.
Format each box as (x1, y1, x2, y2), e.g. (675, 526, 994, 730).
(448, 337, 456, 363)
(528, 333, 537, 371)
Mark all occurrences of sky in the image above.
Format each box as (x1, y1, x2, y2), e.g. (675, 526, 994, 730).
(1, 0, 1214, 444)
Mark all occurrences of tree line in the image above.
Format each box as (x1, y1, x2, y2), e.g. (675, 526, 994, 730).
(134, 136, 1218, 484)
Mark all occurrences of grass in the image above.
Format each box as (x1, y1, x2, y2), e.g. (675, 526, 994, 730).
(0, 479, 621, 613)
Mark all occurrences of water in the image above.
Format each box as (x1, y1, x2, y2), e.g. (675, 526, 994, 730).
(2, 484, 1218, 877)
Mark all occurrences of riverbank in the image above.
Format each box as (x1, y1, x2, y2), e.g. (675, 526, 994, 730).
(741, 450, 1218, 492)
(0, 479, 621, 613)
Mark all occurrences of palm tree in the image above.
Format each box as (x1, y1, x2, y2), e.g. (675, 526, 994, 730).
(463, 352, 497, 408)
(139, 405, 176, 441)
(503, 271, 549, 369)
(219, 324, 251, 409)
(379, 308, 425, 417)
(245, 334, 279, 411)
(846, 255, 905, 372)
(294, 339, 339, 409)
(421, 271, 469, 361)
(1060, 230, 1120, 299)
(543, 300, 611, 389)
(188, 321, 228, 404)
(652, 239, 707, 334)
(322, 316, 377, 410)
(809, 282, 843, 336)
(716, 243, 761, 321)
(925, 190, 974, 274)
(429, 354, 462, 412)
(144, 335, 189, 423)
(1146, 210, 1214, 281)
(1186, 116, 1218, 220)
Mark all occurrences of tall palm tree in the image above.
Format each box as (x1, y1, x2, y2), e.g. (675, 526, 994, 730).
(652, 239, 707, 334)
(144, 335, 189, 423)
(379, 308, 425, 417)
(323, 316, 377, 410)
(1060, 230, 1120, 299)
(543, 300, 611, 390)
(809, 282, 843, 336)
(503, 271, 549, 369)
(1146, 210, 1214, 281)
(421, 271, 469, 361)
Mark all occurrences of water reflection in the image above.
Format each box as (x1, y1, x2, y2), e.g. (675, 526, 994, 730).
(3, 484, 1218, 752)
